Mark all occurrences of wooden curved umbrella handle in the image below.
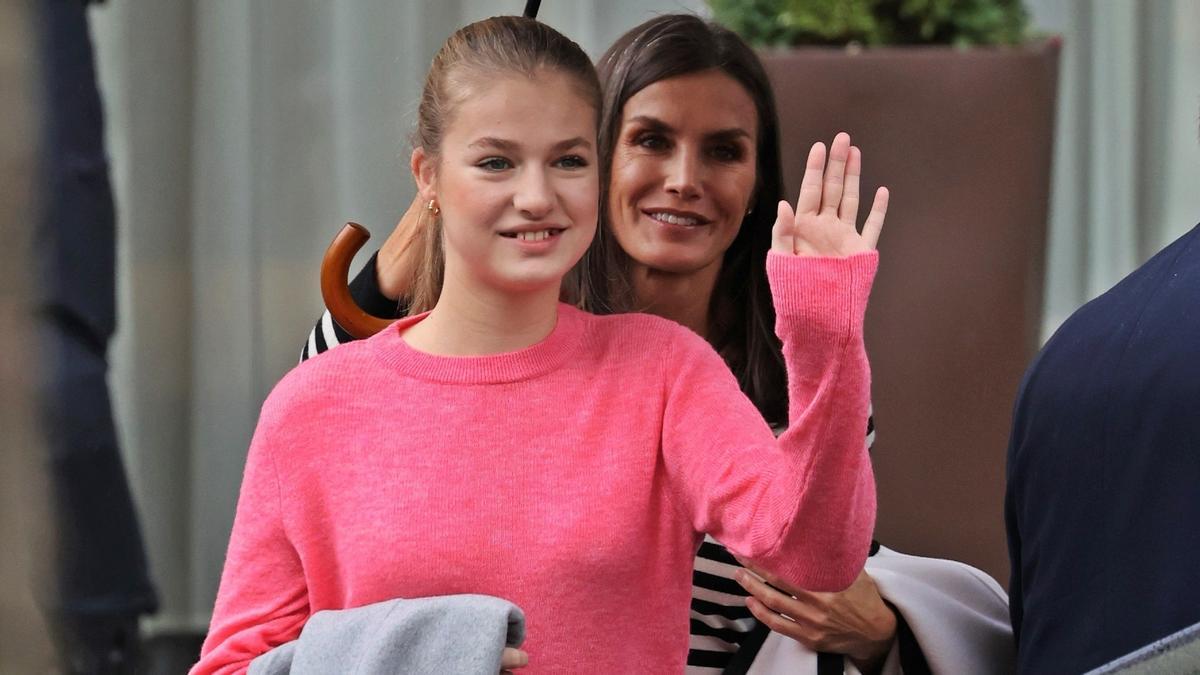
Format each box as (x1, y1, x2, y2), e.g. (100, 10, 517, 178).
(320, 222, 398, 339)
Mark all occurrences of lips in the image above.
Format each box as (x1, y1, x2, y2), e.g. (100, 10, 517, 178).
(499, 228, 566, 241)
(644, 209, 710, 227)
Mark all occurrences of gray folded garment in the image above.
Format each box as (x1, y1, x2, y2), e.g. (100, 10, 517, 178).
(248, 594, 525, 675)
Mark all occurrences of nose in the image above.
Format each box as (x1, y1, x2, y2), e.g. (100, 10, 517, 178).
(663, 147, 702, 201)
(513, 166, 554, 220)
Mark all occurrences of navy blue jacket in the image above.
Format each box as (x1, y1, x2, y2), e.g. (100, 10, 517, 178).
(1006, 223, 1200, 673)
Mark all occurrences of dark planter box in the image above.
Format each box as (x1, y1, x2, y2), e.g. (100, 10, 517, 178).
(762, 39, 1061, 587)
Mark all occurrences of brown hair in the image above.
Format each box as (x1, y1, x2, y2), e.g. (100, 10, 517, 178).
(404, 16, 602, 312)
(585, 14, 789, 426)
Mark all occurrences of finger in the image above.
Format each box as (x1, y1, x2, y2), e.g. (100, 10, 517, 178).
(736, 569, 812, 621)
(746, 596, 808, 643)
(795, 142, 826, 216)
(820, 132, 851, 215)
(736, 559, 793, 595)
(861, 186, 889, 249)
(771, 199, 796, 253)
(500, 648, 529, 670)
(737, 561, 827, 608)
(782, 585, 825, 605)
(838, 146, 862, 226)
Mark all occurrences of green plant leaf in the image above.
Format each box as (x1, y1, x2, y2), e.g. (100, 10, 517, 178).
(706, 0, 1030, 47)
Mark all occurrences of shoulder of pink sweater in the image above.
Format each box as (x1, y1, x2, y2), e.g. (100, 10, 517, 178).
(581, 309, 713, 357)
(581, 308, 687, 335)
(577, 310, 731, 393)
(257, 335, 384, 428)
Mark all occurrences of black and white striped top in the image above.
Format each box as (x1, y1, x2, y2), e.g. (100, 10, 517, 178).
(682, 420, 875, 674)
(302, 255, 876, 672)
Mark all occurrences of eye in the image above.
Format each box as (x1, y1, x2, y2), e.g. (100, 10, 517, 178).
(554, 154, 589, 169)
(476, 157, 512, 172)
(709, 143, 745, 162)
(632, 132, 670, 152)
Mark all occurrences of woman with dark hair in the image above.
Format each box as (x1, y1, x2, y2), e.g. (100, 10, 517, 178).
(303, 14, 897, 673)
(586, 14, 791, 426)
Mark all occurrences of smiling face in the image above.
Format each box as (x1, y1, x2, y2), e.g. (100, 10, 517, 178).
(414, 69, 599, 298)
(607, 69, 759, 277)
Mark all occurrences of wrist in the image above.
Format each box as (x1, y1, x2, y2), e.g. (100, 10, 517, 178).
(847, 606, 897, 674)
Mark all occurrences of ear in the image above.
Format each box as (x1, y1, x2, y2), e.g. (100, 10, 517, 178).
(411, 147, 437, 203)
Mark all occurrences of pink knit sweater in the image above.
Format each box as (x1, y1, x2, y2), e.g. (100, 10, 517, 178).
(193, 251, 878, 674)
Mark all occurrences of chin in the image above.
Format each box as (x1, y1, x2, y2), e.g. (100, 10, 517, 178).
(494, 269, 572, 295)
(630, 247, 720, 276)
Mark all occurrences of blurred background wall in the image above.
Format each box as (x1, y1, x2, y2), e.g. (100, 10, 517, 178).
(0, 0, 55, 670)
(84, 0, 1200, 636)
(1034, 0, 1200, 334)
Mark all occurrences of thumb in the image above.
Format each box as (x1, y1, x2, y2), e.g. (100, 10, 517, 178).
(771, 199, 796, 254)
(501, 647, 529, 670)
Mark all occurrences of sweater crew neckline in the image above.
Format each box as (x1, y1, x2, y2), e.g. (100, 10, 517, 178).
(371, 303, 586, 384)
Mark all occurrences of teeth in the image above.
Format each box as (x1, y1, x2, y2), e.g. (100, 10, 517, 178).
(516, 230, 555, 242)
(649, 212, 700, 226)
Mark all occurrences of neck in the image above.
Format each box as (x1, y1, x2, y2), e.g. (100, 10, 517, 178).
(403, 267, 562, 356)
(630, 260, 722, 341)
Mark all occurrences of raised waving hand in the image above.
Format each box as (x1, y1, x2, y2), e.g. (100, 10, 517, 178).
(772, 132, 888, 257)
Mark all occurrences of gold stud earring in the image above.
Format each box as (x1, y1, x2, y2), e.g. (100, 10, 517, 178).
(426, 199, 440, 217)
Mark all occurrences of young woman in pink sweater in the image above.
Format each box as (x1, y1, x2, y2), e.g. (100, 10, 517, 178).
(195, 16, 887, 675)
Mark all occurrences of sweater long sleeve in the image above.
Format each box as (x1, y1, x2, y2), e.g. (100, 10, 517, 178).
(662, 251, 876, 591)
(194, 399, 313, 674)
(193, 251, 877, 674)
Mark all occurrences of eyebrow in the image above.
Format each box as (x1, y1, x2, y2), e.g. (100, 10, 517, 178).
(468, 136, 594, 152)
(624, 115, 753, 142)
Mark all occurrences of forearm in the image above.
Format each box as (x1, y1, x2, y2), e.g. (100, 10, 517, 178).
(754, 251, 878, 590)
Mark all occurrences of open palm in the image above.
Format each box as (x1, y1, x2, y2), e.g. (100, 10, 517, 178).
(772, 132, 888, 257)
